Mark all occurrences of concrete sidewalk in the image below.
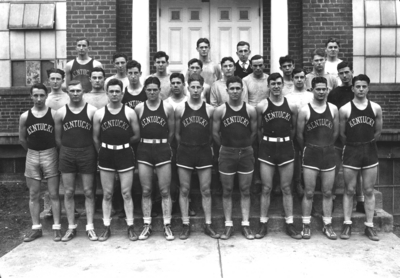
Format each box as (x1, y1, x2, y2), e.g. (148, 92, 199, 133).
(1, 231, 399, 278)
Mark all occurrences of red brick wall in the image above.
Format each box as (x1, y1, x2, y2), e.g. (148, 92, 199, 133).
(369, 91, 400, 130)
(0, 94, 31, 133)
(117, 0, 132, 60)
(262, 0, 271, 74)
(66, 0, 117, 75)
(149, 0, 158, 73)
(288, 0, 303, 67)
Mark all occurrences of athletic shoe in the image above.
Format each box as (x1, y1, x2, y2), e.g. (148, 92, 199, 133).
(204, 224, 220, 239)
(98, 226, 111, 242)
(340, 224, 352, 240)
(301, 224, 311, 239)
(255, 223, 267, 239)
(164, 224, 175, 241)
(53, 229, 62, 242)
(61, 229, 77, 242)
(365, 226, 379, 241)
(322, 224, 337, 240)
(139, 224, 152, 240)
(242, 226, 254, 240)
(179, 224, 190, 240)
(87, 229, 98, 241)
(220, 226, 234, 240)
(286, 224, 302, 239)
(24, 229, 42, 242)
(127, 225, 137, 241)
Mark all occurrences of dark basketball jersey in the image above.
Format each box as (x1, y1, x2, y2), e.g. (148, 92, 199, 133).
(62, 103, 93, 148)
(262, 97, 292, 137)
(70, 58, 94, 93)
(100, 105, 132, 145)
(140, 101, 169, 139)
(304, 103, 334, 146)
(220, 103, 252, 148)
(122, 87, 147, 109)
(345, 100, 375, 143)
(180, 102, 209, 145)
(26, 108, 56, 151)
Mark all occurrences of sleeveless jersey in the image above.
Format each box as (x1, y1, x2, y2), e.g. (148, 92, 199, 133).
(61, 104, 93, 148)
(100, 105, 132, 145)
(180, 102, 210, 145)
(25, 108, 56, 151)
(140, 101, 169, 139)
(220, 103, 252, 148)
(345, 100, 375, 143)
(122, 87, 147, 109)
(262, 98, 292, 137)
(304, 103, 334, 146)
(70, 58, 94, 93)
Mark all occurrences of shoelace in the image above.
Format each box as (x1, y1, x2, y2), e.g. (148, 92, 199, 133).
(164, 225, 173, 237)
(87, 230, 97, 239)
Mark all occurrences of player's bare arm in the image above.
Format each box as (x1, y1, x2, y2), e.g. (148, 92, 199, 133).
(92, 108, 105, 151)
(296, 105, 310, 151)
(212, 105, 225, 146)
(54, 107, 67, 148)
(339, 103, 351, 145)
(125, 106, 140, 144)
(206, 104, 215, 143)
(18, 112, 29, 151)
(372, 102, 383, 141)
(329, 103, 340, 144)
(174, 103, 185, 144)
(163, 101, 175, 143)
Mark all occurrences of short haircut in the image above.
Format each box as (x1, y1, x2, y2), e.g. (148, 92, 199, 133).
(311, 77, 327, 88)
(226, 76, 243, 88)
(267, 73, 283, 84)
(144, 76, 161, 89)
(337, 61, 352, 71)
(311, 48, 326, 60)
(30, 83, 48, 95)
(250, 55, 263, 65)
(188, 58, 203, 69)
(170, 72, 185, 83)
(221, 56, 235, 65)
(90, 67, 105, 78)
(196, 38, 210, 47)
(47, 68, 65, 79)
(76, 37, 90, 46)
(68, 80, 82, 89)
(126, 60, 141, 72)
(112, 52, 128, 62)
(154, 51, 169, 62)
(352, 74, 370, 86)
(106, 78, 123, 91)
(325, 37, 341, 48)
(237, 41, 250, 49)
(292, 67, 306, 77)
(188, 73, 204, 86)
(279, 55, 294, 66)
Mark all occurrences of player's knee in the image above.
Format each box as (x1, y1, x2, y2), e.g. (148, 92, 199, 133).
(322, 190, 332, 199)
(261, 184, 272, 195)
(29, 191, 40, 202)
(121, 190, 132, 201)
(102, 191, 113, 202)
(281, 184, 292, 196)
(201, 187, 211, 198)
(364, 187, 374, 197)
(241, 188, 250, 198)
(222, 187, 233, 198)
(141, 186, 152, 198)
(305, 190, 314, 200)
(83, 188, 94, 199)
(180, 186, 190, 198)
(345, 188, 355, 197)
(64, 189, 75, 200)
(159, 188, 170, 199)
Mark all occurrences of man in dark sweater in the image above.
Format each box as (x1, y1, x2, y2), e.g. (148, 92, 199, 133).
(234, 41, 253, 79)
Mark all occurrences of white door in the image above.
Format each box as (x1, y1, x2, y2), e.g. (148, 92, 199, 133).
(159, 0, 261, 73)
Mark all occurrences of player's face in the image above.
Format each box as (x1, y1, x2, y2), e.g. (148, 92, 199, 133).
(154, 57, 169, 73)
(170, 77, 184, 95)
(145, 83, 160, 101)
(221, 61, 235, 77)
(293, 72, 306, 89)
(188, 63, 202, 75)
(76, 40, 89, 56)
(188, 81, 203, 99)
(268, 78, 283, 96)
(251, 58, 265, 77)
(196, 42, 210, 57)
(226, 82, 243, 100)
(312, 55, 326, 72)
(352, 80, 369, 99)
(107, 85, 123, 103)
(48, 73, 63, 90)
(280, 62, 294, 77)
(236, 45, 251, 63)
(127, 67, 142, 84)
(90, 72, 105, 90)
(326, 42, 339, 58)
(312, 83, 328, 101)
(114, 57, 127, 74)
(31, 89, 47, 107)
(337, 67, 353, 84)
(67, 84, 84, 103)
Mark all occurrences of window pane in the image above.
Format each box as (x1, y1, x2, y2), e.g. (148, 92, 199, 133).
(381, 58, 395, 83)
(10, 31, 25, 59)
(352, 0, 364, 27)
(396, 58, 400, 83)
(220, 10, 230, 20)
(26, 61, 41, 86)
(25, 31, 40, 59)
(171, 11, 180, 21)
(23, 4, 40, 28)
(353, 28, 365, 55)
(365, 1, 380, 26)
(41, 60, 54, 83)
(381, 1, 396, 26)
(38, 4, 55, 29)
(239, 10, 248, 20)
(365, 28, 380, 55)
(12, 61, 25, 86)
(8, 4, 24, 29)
(190, 11, 200, 21)
(0, 60, 11, 87)
(0, 3, 10, 30)
(365, 58, 380, 83)
(381, 29, 396, 56)
(353, 57, 365, 75)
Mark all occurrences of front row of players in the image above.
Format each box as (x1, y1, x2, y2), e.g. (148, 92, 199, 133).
(20, 71, 382, 242)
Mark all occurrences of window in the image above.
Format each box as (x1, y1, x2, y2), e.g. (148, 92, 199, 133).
(9, 3, 55, 30)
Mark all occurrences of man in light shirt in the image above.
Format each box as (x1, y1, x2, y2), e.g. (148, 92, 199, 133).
(305, 49, 338, 92)
(243, 55, 269, 107)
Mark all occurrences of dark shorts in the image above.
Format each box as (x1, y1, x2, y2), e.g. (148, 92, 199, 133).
(98, 147, 135, 172)
(342, 141, 379, 170)
(302, 144, 336, 172)
(258, 140, 295, 167)
(25, 147, 59, 180)
(218, 145, 254, 175)
(136, 142, 172, 167)
(176, 143, 213, 170)
(59, 145, 97, 174)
